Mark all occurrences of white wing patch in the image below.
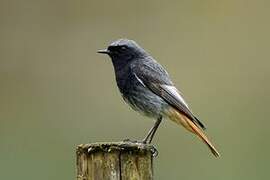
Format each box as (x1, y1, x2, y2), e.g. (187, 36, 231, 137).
(161, 85, 189, 108)
(133, 73, 146, 87)
(133, 72, 190, 111)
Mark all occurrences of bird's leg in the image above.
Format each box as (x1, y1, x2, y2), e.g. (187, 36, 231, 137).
(148, 116, 162, 143)
(142, 116, 162, 144)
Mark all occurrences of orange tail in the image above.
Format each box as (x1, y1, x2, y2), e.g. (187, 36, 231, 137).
(185, 116, 220, 157)
(165, 108, 220, 157)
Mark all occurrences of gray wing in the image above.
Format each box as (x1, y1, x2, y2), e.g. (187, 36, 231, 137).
(133, 60, 206, 130)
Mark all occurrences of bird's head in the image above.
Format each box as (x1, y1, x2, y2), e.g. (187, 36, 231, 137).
(98, 39, 148, 64)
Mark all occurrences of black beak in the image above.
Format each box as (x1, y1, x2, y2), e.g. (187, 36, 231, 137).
(97, 49, 110, 54)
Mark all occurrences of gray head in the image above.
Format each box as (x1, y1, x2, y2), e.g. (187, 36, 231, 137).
(98, 39, 148, 68)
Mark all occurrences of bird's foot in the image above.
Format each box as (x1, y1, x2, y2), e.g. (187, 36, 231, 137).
(150, 145, 159, 157)
(123, 138, 153, 145)
(122, 138, 146, 144)
(141, 137, 151, 144)
(122, 138, 158, 157)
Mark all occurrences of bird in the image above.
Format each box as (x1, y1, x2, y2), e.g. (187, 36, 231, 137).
(98, 39, 220, 157)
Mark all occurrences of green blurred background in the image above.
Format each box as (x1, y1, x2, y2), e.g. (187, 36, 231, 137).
(1, 0, 269, 179)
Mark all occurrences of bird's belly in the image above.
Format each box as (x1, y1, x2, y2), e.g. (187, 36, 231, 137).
(122, 86, 168, 118)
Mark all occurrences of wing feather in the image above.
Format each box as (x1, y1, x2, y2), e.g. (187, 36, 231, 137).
(146, 82, 206, 130)
(131, 59, 205, 129)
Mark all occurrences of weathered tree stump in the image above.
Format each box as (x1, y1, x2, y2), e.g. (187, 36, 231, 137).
(76, 141, 156, 180)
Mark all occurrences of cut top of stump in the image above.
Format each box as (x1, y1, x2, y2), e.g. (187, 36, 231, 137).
(76, 141, 157, 156)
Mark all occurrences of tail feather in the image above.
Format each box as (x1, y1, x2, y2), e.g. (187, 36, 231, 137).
(185, 116, 220, 157)
(165, 108, 220, 157)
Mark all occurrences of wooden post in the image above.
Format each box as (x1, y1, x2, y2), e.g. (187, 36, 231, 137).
(76, 142, 156, 180)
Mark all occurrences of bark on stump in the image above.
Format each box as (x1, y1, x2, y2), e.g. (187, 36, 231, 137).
(76, 142, 155, 180)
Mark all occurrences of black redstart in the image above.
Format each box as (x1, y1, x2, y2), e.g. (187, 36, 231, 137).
(98, 39, 220, 157)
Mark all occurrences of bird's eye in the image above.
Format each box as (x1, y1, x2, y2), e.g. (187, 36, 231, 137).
(108, 45, 127, 54)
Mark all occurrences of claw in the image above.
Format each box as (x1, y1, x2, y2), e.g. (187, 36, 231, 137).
(141, 139, 148, 144)
(122, 139, 141, 143)
(150, 145, 159, 157)
(122, 138, 158, 157)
